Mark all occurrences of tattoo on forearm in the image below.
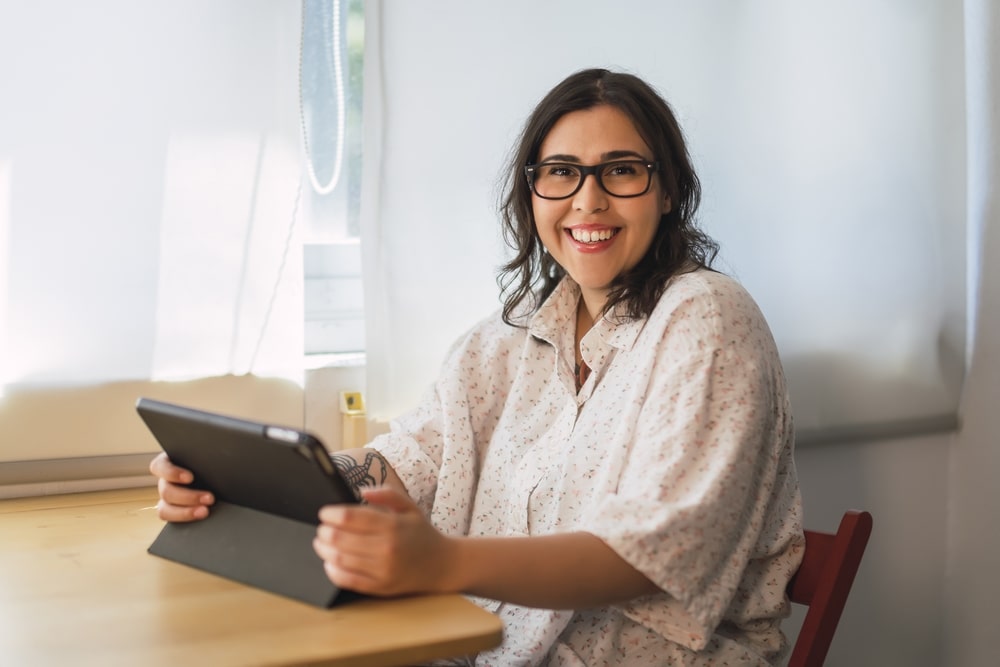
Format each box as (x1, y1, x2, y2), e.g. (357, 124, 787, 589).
(331, 451, 388, 494)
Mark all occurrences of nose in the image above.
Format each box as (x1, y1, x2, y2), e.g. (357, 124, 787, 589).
(572, 172, 609, 213)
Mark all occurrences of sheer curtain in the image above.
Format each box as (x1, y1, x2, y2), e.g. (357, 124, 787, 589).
(0, 2, 305, 465)
(150, 132, 302, 383)
(364, 0, 967, 444)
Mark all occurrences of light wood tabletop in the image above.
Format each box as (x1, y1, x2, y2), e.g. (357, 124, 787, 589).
(0, 487, 503, 666)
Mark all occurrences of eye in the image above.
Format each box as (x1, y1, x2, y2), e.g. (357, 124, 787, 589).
(541, 164, 580, 179)
(604, 161, 640, 177)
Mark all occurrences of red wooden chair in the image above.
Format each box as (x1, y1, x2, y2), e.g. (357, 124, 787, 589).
(786, 510, 873, 667)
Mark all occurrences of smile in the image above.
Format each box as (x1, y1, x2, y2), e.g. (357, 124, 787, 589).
(569, 228, 619, 244)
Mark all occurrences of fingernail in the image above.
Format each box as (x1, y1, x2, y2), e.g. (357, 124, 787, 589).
(193, 505, 208, 519)
(201, 493, 214, 505)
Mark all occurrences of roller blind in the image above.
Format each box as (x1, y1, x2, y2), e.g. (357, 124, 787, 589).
(0, 1, 306, 464)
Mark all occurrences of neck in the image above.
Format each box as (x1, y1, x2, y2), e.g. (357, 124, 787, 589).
(574, 296, 595, 391)
(577, 288, 607, 324)
(575, 296, 596, 352)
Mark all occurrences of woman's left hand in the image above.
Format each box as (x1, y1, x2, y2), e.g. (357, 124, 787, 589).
(313, 487, 457, 596)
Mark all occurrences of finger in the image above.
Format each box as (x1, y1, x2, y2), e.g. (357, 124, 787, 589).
(312, 534, 374, 575)
(315, 540, 397, 596)
(314, 523, 384, 561)
(313, 535, 375, 565)
(316, 489, 415, 524)
(158, 478, 214, 508)
(155, 496, 210, 522)
(359, 486, 417, 513)
(322, 559, 384, 596)
(312, 534, 335, 562)
(149, 452, 195, 485)
(317, 504, 391, 533)
(313, 525, 342, 561)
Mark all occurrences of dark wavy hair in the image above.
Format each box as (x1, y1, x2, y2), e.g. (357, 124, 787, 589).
(498, 68, 718, 325)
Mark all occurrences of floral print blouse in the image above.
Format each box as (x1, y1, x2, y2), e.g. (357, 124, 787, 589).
(369, 269, 804, 666)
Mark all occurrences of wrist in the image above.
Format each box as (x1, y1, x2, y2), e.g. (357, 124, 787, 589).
(436, 535, 470, 594)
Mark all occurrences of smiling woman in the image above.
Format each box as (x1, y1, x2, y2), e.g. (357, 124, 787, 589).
(152, 67, 805, 666)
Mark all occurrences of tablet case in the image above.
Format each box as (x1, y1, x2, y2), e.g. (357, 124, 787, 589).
(136, 398, 361, 608)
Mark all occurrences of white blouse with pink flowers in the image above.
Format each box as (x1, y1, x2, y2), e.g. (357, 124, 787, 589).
(368, 269, 804, 666)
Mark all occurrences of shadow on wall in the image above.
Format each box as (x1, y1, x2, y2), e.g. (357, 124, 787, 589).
(781, 338, 962, 447)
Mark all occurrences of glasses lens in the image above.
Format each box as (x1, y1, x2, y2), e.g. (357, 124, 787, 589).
(532, 164, 582, 199)
(599, 161, 651, 197)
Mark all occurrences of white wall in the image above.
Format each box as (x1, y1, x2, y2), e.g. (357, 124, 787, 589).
(790, 434, 950, 666)
(944, 2, 1000, 666)
(368, 0, 967, 443)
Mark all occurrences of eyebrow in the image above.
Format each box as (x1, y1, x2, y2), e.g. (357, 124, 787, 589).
(537, 149, 649, 164)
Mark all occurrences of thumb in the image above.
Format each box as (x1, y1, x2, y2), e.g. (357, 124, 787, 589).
(359, 486, 417, 513)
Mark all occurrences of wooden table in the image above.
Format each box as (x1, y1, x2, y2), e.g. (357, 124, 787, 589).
(0, 487, 503, 666)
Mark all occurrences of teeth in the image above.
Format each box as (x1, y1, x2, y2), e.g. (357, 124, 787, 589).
(571, 228, 616, 243)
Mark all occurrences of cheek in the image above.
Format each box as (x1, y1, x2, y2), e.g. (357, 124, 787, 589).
(531, 201, 562, 241)
(633, 206, 664, 255)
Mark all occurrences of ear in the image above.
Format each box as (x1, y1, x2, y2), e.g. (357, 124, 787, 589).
(662, 195, 672, 215)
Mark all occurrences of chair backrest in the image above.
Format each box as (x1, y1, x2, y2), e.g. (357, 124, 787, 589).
(786, 510, 873, 667)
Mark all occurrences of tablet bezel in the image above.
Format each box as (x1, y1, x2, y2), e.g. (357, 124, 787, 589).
(136, 397, 358, 525)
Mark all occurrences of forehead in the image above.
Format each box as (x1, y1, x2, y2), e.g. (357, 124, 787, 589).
(538, 105, 651, 161)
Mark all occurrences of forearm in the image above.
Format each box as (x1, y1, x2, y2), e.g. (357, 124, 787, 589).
(330, 447, 408, 497)
(446, 531, 660, 609)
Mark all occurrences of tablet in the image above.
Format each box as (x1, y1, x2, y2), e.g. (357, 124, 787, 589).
(136, 397, 361, 607)
(136, 397, 358, 523)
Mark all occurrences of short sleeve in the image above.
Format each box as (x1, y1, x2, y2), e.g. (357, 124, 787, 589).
(368, 312, 523, 536)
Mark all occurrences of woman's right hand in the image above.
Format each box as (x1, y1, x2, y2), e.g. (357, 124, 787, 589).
(149, 452, 214, 522)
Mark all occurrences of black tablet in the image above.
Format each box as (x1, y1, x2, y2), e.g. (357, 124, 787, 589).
(136, 397, 358, 523)
(136, 397, 360, 607)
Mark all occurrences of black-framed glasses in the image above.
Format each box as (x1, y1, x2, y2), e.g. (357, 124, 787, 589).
(524, 160, 659, 200)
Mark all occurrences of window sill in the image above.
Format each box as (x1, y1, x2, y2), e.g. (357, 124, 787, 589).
(304, 352, 366, 371)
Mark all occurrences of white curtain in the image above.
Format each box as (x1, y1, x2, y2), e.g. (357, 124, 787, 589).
(0, 2, 303, 416)
(151, 132, 302, 382)
(363, 0, 967, 443)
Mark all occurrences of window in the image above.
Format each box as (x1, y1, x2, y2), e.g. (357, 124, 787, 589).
(300, 0, 366, 359)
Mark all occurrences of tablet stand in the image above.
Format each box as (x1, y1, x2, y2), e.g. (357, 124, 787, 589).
(149, 500, 360, 608)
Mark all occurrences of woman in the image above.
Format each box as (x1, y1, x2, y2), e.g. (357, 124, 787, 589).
(152, 68, 803, 665)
